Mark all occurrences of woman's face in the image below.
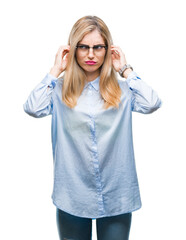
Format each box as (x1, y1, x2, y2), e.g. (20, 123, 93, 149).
(75, 29, 107, 81)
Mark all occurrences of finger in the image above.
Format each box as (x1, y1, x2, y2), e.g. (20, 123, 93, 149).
(63, 45, 70, 51)
(111, 46, 122, 52)
(111, 53, 117, 61)
(56, 46, 69, 60)
(111, 45, 118, 48)
(63, 45, 71, 54)
(58, 45, 70, 53)
(114, 50, 120, 55)
(62, 49, 70, 59)
(64, 52, 69, 60)
(111, 47, 120, 55)
(111, 48, 119, 53)
(111, 50, 120, 58)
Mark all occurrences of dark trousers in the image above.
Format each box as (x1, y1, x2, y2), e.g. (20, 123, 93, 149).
(56, 208, 132, 240)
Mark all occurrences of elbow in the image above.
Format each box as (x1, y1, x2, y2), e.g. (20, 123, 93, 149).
(145, 98, 162, 114)
(23, 101, 50, 118)
(23, 102, 41, 118)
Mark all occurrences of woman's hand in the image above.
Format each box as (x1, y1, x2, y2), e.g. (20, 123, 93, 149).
(111, 45, 127, 72)
(50, 45, 70, 78)
(111, 45, 133, 78)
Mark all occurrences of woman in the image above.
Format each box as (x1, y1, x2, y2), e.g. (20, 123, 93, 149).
(23, 15, 162, 240)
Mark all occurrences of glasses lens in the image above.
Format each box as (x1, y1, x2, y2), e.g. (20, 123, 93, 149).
(77, 45, 107, 54)
(94, 46, 105, 53)
(77, 45, 88, 52)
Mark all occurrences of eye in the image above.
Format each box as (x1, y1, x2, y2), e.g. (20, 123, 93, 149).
(79, 45, 89, 50)
(94, 45, 104, 50)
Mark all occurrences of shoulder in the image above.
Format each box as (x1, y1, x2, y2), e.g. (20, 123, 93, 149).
(51, 76, 64, 100)
(57, 76, 64, 84)
(117, 78, 130, 92)
(117, 78, 133, 102)
(54, 76, 64, 89)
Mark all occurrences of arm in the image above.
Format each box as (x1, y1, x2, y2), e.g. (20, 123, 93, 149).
(111, 46, 162, 113)
(23, 45, 70, 118)
(126, 71, 162, 114)
(23, 73, 58, 118)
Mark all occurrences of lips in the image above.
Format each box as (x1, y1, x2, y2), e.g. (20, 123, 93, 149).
(85, 61, 96, 65)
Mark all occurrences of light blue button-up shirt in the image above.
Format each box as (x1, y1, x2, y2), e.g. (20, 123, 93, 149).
(23, 71, 162, 219)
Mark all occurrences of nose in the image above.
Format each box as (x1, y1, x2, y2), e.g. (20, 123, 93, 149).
(87, 47, 94, 59)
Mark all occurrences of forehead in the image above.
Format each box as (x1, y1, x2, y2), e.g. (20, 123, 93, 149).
(79, 29, 105, 44)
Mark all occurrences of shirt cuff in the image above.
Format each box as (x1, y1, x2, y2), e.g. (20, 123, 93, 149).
(41, 73, 58, 88)
(126, 71, 141, 85)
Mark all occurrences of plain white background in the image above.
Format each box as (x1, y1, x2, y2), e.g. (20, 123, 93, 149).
(0, 0, 186, 239)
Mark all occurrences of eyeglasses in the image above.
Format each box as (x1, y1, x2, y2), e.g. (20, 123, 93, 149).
(76, 44, 107, 54)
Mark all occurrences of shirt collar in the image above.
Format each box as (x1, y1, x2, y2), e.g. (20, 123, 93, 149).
(84, 76, 100, 91)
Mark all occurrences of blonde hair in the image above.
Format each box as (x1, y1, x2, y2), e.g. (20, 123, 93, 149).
(62, 15, 122, 109)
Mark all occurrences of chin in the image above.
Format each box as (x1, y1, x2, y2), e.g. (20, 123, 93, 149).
(83, 65, 100, 71)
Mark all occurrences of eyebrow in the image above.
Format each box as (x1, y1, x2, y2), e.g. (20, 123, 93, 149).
(78, 43, 105, 46)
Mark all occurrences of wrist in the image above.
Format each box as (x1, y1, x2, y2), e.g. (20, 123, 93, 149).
(49, 66, 63, 78)
(118, 64, 133, 78)
(122, 68, 133, 78)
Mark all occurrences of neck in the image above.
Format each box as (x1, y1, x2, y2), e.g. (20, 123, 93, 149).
(85, 71, 100, 82)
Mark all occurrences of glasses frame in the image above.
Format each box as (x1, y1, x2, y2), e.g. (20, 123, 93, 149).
(76, 44, 108, 54)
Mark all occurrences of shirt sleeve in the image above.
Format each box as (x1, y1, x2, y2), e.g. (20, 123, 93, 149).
(126, 71, 162, 114)
(23, 73, 58, 118)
